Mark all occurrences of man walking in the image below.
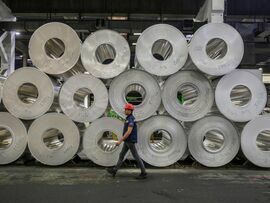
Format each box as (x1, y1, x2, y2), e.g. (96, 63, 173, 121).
(107, 103, 147, 179)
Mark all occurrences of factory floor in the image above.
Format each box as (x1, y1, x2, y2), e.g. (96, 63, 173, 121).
(0, 165, 269, 203)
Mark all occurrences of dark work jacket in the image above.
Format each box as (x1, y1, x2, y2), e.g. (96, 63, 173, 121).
(123, 114, 137, 143)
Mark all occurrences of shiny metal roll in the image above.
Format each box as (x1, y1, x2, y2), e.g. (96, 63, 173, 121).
(2, 67, 55, 120)
(0, 112, 27, 164)
(0, 76, 6, 103)
(136, 24, 188, 76)
(59, 74, 108, 123)
(82, 117, 124, 167)
(162, 71, 214, 121)
(188, 116, 240, 167)
(29, 22, 83, 75)
(28, 113, 80, 166)
(189, 23, 244, 76)
(109, 69, 161, 121)
(81, 29, 130, 79)
(241, 114, 270, 168)
(137, 116, 187, 167)
(215, 70, 267, 122)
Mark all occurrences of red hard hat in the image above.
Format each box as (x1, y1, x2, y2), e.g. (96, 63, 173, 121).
(124, 103, 134, 110)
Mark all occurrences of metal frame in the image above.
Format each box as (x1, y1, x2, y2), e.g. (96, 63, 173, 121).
(195, 0, 224, 23)
(0, 0, 15, 76)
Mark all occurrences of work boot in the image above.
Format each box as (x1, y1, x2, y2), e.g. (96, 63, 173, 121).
(135, 172, 147, 180)
(106, 168, 116, 177)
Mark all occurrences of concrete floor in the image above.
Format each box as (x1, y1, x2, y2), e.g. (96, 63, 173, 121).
(0, 166, 269, 203)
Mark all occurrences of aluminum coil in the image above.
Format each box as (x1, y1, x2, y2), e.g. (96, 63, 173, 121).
(0, 112, 27, 164)
(82, 117, 124, 167)
(241, 114, 270, 168)
(162, 71, 214, 121)
(109, 69, 161, 121)
(136, 24, 188, 76)
(188, 116, 240, 167)
(2, 67, 54, 120)
(189, 23, 244, 76)
(28, 113, 80, 166)
(81, 29, 130, 79)
(215, 70, 267, 122)
(59, 74, 108, 122)
(29, 22, 82, 75)
(137, 116, 187, 167)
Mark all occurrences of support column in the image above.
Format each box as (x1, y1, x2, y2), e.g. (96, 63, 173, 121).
(0, 0, 16, 76)
(195, 0, 225, 23)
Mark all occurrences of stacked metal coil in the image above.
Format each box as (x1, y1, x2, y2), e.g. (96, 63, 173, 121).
(0, 22, 268, 168)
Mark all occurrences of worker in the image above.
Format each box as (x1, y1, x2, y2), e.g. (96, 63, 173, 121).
(107, 103, 147, 179)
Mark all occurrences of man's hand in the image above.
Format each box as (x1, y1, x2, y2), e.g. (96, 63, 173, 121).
(116, 126, 132, 146)
(116, 140, 122, 146)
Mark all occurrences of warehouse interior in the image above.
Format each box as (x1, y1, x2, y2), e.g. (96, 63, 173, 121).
(0, 0, 270, 202)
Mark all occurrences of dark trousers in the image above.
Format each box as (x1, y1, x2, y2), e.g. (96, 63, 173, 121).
(114, 142, 146, 174)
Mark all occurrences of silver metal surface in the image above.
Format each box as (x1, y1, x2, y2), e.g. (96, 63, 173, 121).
(149, 130, 172, 151)
(189, 23, 244, 76)
(202, 129, 225, 153)
(137, 116, 187, 167)
(0, 112, 27, 165)
(81, 29, 130, 79)
(82, 117, 124, 167)
(42, 128, 64, 149)
(205, 38, 227, 60)
(2, 67, 55, 120)
(256, 130, 270, 152)
(215, 70, 267, 122)
(29, 22, 83, 75)
(181, 56, 199, 71)
(230, 85, 252, 107)
(188, 116, 240, 167)
(241, 114, 270, 168)
(59, 59, 86, 81)
(162, 71, 214, 121)
(0, 31, 15, 76)
(59, 74, 108, 123)
(28, 113, 80, 166)
(136, 24, 188, 76)
(109, 69, 161, 121)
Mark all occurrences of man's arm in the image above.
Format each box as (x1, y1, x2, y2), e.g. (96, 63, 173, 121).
(116, 126, 133, 146)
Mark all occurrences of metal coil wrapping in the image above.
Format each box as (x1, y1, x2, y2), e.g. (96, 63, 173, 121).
(189, 23, 244, 76)
(28, 113, 80, 166)
(82, 117, 124, 166)
(49, 79, 62, 113)
(59, 74, 108, 122)
(137, 116, 187, 167)
(0, 112, 27, 164)
(188, 116, 240, 167)
(76, 123, 89, 160)
(29, 22, 84, 76)
(81, 29, 130, 79)
(241, 114, 270, 168)
(135, 24, 188, 76)
(162, 71, 214, 122)
(215, 70, 267, 122)
(2, 67, 55, 120)
(0, 76, 6, 104)
(109, 69, 161, 121)
(181, 56, 199, 71)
